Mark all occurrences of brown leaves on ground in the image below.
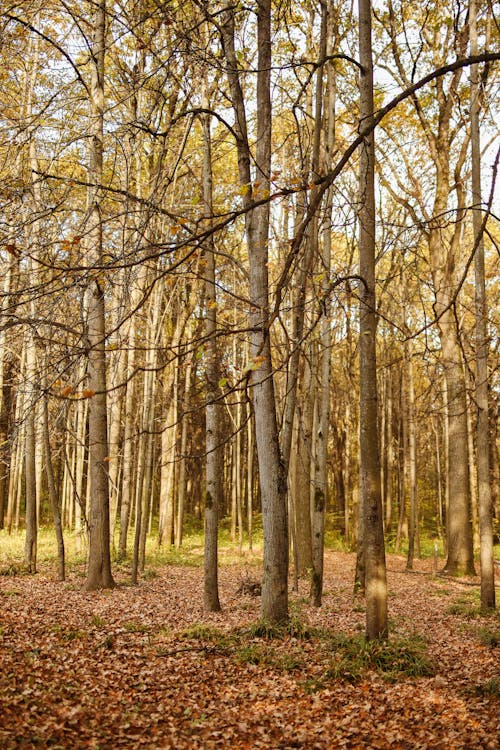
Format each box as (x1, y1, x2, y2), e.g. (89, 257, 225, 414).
(0, 551, 498, 749)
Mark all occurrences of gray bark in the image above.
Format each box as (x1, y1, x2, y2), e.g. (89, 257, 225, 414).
(202, 83, 221, 610)
(470, 0, 495, 608)
(357, 0, 388, 639)
(221, 1, 288, 623)
(84, 0, 114, 591)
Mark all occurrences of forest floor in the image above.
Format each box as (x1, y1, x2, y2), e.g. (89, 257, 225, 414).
(0, 550, 499, 749)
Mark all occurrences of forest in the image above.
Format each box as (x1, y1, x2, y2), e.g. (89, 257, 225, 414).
(0, 0, 499, 746)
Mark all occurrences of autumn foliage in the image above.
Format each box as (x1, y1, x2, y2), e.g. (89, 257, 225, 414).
(0, 551, 498, 749)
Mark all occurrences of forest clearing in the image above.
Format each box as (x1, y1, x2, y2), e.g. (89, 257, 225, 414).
(0, 542, 499, 749)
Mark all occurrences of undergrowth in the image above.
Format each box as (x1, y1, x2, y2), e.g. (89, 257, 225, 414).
(322, 633, 435, 684)
(177, 620, 434, 684)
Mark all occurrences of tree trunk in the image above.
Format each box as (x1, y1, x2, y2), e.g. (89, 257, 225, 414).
(385, 368, 394, 534)
(176, 353, 192, 550)
(246, 400, 254, 553)
(202, 82, 222, 611)
(294, 359, 313, 577)
(84, 0, 114, 591)
(221, 1, 288, 623)
(23, 41, 41, 575)
(357, 0, 388, 639)
(23, 334, 37, 573)
(470, 0, 495, 608)
(439, 320, 475, 576)
(42, 378, 65, 581)
(406, 348, 417, 570)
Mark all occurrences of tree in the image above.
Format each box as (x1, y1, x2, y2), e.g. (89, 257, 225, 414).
(357, 0, 388, 639)
(202, 64, 222, 611)
(470, 0, 495, 609)
(376, 0, 482, 576)
(220, 1, 288, 623)
(84, 0, 114, 591)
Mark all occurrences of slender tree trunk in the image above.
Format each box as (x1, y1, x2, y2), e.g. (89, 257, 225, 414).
(432, 414, 444, 541)
(465, 380, 480, 550)
(107, 281, 126, 545)
(470, 0, 495, 608)
(221, 1, 288, 623)
(0, 263, 14, 528)
(442, 378, 449, 557)
(138, 287, 161, 572)
(246, 400, 254, 553)
(118, 310, 137, 558)
(310, 2, 334, 607)
(439, 323, 475, 576)
(23, 39, 41, 575)
(0, 355, 13, 529)
(84, 0, 114, 591)
(74, 377, 88, 553)
(385, 368, 394, 533)
(357, 0, 387, 639)
(42, 379, 65, 581)
(202, 84, 222, 610)
(7, 344, 26, 534)
(294, 359, 313, 576)
(158, 393, 176, 547)
(176, 354, 192, 550)
(395, 370, 407, 553)
(23, 334, 37, 573)
(406, 348, 417, 570)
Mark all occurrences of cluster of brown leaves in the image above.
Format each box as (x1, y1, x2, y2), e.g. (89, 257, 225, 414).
(0, 552, 498, 749)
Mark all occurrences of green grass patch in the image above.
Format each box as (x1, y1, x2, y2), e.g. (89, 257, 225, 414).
(122, 620, 149, 634)
(60, 628, 87, 642)
(179, 623, 223, 641)
(446, 603, 480, 619)
(475, 626, 500, 649)
(245, 615, 316, 641)
(470, 676, 500, 698)
(175, 618, 433, 685)
(321, 633, 434, 685)
(235, 642, 304, 671)
(445, 590, 485, 619)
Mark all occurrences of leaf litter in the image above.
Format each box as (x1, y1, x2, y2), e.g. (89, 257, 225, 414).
(0, 551, 498, 748)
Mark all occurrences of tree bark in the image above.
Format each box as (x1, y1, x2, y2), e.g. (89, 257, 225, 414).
(470, 0, 495, 608)
(357, 0, 388, 639)
(84, 0, 114, 591)
(221, 1, 288, 623)
(406, 347, 417, 570)
(202, 79, 222, 611)
(42, 376, 65, 581)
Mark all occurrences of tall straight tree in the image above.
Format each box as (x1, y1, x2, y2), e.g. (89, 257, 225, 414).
(357, 0, 388, 639)
(382, 0, 475, 576)
(84, 0, 114, 591)
(220, 0, 288, 623)
(23, 31, 41, 575)
(470, 0, 495, 610)
(311, 0, 336, 607)
(202, 62, 221, 612)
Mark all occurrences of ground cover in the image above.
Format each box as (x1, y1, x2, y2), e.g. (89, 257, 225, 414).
(0, 550, 498, 748)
